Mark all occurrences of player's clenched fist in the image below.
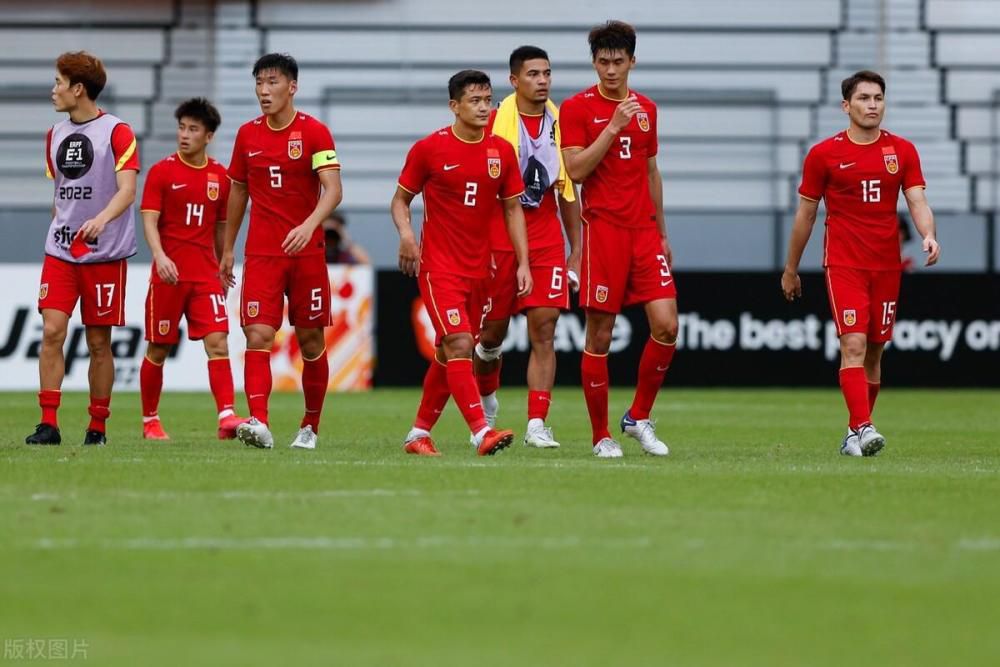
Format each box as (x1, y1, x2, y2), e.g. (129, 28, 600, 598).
(780, 268, 802, 302)
(610, 95, 643, 134)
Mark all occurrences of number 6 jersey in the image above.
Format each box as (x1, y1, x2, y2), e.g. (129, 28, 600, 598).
(140, 153, 230, 284)
(798, 129, 925, 271)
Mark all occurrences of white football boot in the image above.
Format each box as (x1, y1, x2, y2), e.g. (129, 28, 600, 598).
(524, 419, 560, 448)
(857, 424, 886, 457)
(840, 429, 863, 457)
(620, 411, 669, 456)
(290, 425, 317, 450)
(592, 437, 624, 458)
(236, 417, 274, 449)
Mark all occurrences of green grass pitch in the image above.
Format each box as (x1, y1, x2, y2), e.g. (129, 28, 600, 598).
(2, 388, 999, 666)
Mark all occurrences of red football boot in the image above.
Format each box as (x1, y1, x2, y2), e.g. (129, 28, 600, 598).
(476, 428, 514, 456)
(404, 435, 441, 456)
(217, 414, 247, 440)
(142, 419, 170, 441)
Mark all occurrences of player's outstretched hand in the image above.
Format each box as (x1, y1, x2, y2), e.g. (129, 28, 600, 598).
(610, 95, 643, 133)
(282, 223, 313, 255)
(77, 218, 107, 242)
(516, 262, 533, 298)
(154, 252, 179, 285)
(781, 269, 802, 302)
(398, 233, 420, 277)
(219, 252, 236, 291)
(923, 236, 941, 266)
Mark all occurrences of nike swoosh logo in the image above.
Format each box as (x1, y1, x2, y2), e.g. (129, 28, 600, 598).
(839, 162, 855, 169)
(443, 164, 460, 171)
(171, 183, 187, 190)
(433, 409, 443, 414)
(880, 327, 892, 336)
(656, 365, 670, 372)
(325, 153, 336, 160)
(249, 394, 265, 399)
(214, 316, 228, 323)
(248, 151, 263, 157)
(96, 309, 113, 317)
(308, 313, 324, 320)
(593, 117, 609, 124)
(589, 382, 606, 388)
(468, 402, 481, 409)
(547, 291, 562, 299)
(660, 279, 673, 287)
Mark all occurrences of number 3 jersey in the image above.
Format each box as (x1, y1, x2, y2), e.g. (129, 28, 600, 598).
(44, 112, 139, 263)
(798, 129, 925, 271)
(227, 113, 339, 259)
(140, 153, 230, 284)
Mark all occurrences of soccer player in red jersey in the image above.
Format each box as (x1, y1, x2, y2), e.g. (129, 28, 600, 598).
(783, 70, 940, 457)
(474, 45, 582, 449)
(220, 53, 343, 450)
(560, 21, 676, 458)
(391, 70, 531, 457)
(28, 51, 139, 447)
(139, 98, 245, 441)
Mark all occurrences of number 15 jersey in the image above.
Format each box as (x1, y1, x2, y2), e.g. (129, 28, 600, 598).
(227, 113, 340, 258)
(799, 129, 925, 271)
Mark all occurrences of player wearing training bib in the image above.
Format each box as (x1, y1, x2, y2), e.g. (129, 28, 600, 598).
(27, 51, 139, 447)
(392, 70, 531, 457)
(220, 53, 343, 451)
(139, 98, 245, 442)
(782, 70, 940, 457)
(560, 21, 677, 458)
(474, 45, 582, 450)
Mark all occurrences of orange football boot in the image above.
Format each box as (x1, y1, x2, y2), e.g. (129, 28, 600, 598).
(476, 428, 513, 456)
(142, 419, 170, 440)
(404, 436, 441, 456)
(217, 414, 247, 440)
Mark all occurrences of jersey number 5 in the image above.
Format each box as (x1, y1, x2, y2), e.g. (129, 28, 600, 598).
(269, 165, 282, 189)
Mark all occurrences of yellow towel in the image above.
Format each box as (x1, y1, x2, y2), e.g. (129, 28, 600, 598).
(492, 93, 575, 203)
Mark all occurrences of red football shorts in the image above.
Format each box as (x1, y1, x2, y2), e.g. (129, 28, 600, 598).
(38, 255, 127, 326)
(145, 280, 230, 344)
(825, 266, 901, 343)
(418, 270, 490, 346)
(485, 245, 569, 321)
(240, 254, 331, 329)
(580, 219, 677, 313)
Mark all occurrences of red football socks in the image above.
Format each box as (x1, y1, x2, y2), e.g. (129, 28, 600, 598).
(87, 396, 111, 433)
(446, 358, 488, 433)
(207, 357, 236, 415)
(244, 349, 272, 425)
(140, 356, 164, 418)
(527, 389, 551, 421)
(300, 351, 329, 434)
(839, 366, 871, 430)
(581, 351, 611, 444)
(868, 381, 881, 414)
(629, 336, 676, 420)
(476, 359, 502, 397)
(414, 358, 450, 431)
(38, 389, 61, 428)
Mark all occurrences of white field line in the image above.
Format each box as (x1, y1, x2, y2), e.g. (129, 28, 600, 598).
(27, 488, 479, 502)
(28, 535, 653, 551)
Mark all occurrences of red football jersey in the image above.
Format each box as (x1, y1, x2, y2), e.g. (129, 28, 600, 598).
(227, 112, 339, 258)
(398, 126, 523, 278)
(487, 111, 565, 253)
(799, 129, 925, 270)
(560, 85, 658, 229)
(141, 153, 230, 283)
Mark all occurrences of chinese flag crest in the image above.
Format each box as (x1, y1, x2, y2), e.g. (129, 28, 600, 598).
(882, 146, 898, 174)
(637, 112, 650, 132)
(207, 173, 220, 201)
(288, 131, 303, 160)
(487, 148, 501, 179)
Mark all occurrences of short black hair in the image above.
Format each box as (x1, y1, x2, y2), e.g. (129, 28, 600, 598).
(448, 70, 491, 102)
(509, 45, 550, 74)
(588, 20, 637, 59)
(842, 70, 885, 100)
(252, 53, 298, 81)
(174, 97, 221, 133)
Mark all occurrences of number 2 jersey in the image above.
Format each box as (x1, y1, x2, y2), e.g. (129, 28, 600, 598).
(140, 153, 230, 284)
(798, 129, 925, 271)
(227, 112, 340, 258)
